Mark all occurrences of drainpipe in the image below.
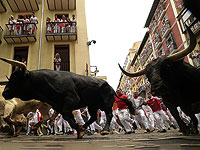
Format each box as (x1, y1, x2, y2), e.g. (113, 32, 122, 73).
(38, 0, 44, 69)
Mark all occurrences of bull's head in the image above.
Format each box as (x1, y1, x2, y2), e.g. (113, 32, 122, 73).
(119, 26, 196, 96)
(0, 58, 31, 100)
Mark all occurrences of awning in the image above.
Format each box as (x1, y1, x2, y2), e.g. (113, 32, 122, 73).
(47, 0, 76, 10)
(0, 0, 7, 13)
(6, 0, 39, 12)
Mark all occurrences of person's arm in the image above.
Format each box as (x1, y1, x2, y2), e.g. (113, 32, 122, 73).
(115, 94, 135, 115)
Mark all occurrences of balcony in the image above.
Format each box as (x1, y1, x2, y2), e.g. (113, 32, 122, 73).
(0, 0, 6, 13)
(185, 15, 200, 34)
(47, 0, 76, 10)
(153, 34, 162, 50)
(166, 42, 177, 55)
(6, 0, 39, 12)
(4, 23, 37, 44)
(45, 22, 77, 41)
(156, 1, 167, 21)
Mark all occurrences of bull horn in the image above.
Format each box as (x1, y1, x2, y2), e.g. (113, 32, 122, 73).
(167, 25, 196, 61)
(118, 63, 145, 78)
(0, 57, 26, 69)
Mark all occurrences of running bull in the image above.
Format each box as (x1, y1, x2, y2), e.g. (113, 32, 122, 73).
(0, 59, 119, 139)
(119, 27, 200, 135)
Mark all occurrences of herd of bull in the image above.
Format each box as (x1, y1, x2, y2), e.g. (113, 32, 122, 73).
(0, 26, 199, 139)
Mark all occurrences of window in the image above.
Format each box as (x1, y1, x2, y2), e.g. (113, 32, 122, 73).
(157, 47, 165, 57)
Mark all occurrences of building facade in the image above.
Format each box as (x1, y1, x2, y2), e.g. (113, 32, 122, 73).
(118, 41, 141, 94)
(0, 0, 91, 84)
(118, 0, 200, 95)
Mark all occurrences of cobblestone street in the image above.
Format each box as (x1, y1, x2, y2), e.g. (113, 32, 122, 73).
(0, 129, 200, 150)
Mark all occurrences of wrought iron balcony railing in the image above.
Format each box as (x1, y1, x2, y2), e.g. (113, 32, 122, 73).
(46, 22, 77, 41)
(4, 23, 37, 43)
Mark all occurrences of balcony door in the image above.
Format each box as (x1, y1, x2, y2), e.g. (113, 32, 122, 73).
(13, 46, 28, 71)
(54, 45, 70, 71)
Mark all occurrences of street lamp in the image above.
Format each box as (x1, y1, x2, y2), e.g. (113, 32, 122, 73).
(90, 66, 99, 77)
(87, 40, 96, 46)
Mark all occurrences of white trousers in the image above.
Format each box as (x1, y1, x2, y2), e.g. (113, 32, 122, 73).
(135, 109, 149, 129)
(118, 109, 133, 132)
(74, 109, 85, 125)
(153, 110, 169, 130)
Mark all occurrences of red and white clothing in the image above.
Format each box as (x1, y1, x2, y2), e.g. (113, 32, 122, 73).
(54, 18, 60, 33)
(8, 18, 16, 32)
(54, 57, 61, 71)
(30, 16, 38, 33)
(115, 93, 134, 133)
(130, 95, 149, 130)
(71, 17, 76, 32)
(146, 96, 170, 131)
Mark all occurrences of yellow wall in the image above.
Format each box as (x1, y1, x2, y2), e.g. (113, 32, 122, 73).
(0, 0, 90, 82)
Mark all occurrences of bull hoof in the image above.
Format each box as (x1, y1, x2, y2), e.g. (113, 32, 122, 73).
(100, 130, 110, 135)
(77, 125, 86, 139)
(13, 134, 19, 137)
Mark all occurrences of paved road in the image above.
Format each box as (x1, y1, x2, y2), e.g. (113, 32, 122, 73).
(0, 129, 200, 150)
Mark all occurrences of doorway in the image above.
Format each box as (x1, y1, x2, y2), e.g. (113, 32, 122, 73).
(54, 45, 70, 71)
(13, 46, 28, 71)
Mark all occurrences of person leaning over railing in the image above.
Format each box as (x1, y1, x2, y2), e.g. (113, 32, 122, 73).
(16, 16, 23, 35)
(8, 15, 16, 35)
(30, 12, 38, 34)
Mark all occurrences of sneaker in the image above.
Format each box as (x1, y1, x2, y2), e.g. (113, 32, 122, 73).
(38, 133, 43, 136)
(73, 132, 77, 136)
(113, 130, 120, 134)
(159, 129, 167, 133)
(132, 122, 137, 130)
(170, 124, 177, 129)
(144, 129, 151, 133)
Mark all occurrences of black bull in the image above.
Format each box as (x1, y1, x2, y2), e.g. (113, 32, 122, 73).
(0, 66, 116, 139)
(119, 27, 200, 135)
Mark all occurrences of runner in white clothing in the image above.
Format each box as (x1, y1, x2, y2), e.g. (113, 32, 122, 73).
(130, 90, 150, 133)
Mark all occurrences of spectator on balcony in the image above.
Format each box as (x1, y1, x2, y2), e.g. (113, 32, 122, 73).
(189, 50, 200, 68)
(60, 15, 67, 33)
(46, 17, 52, 33)
(71, 14, 76, 33)
(8, 15, 16, 35)
(16, 16, 23, 35)
(22, 15, 30, 34)
(30, 12, 38, 34)
(54, 53, 61, 71)
(66, 17, 71, 32)
(53, 15, 60, 33)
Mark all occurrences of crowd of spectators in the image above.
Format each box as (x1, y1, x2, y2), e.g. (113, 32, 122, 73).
(8, 12, 38, 35)
(46, 14, 76, 34)
(7, 13, 77, 35)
